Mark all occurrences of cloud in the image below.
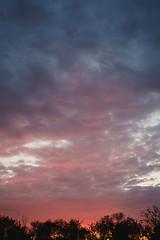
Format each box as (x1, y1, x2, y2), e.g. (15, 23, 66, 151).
(0, 0, 160, 222)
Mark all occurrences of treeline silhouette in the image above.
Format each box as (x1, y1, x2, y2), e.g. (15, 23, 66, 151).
(1, 205, 160, 240)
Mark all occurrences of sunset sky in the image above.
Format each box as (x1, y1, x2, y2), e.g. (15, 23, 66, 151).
(0, 0, 160, 225)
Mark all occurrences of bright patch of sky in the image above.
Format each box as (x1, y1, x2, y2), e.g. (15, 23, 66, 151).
(0, 153, 39, 168)
(136, 171, 160, 187)
(0, 169, 15, 179)
(23, 139, 72, 149)
(122, 171, 160, 191)
(138, 111, 160, 128)
(81, 54, 102, 72)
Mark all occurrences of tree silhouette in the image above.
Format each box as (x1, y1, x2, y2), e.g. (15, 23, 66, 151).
(142, 205, 160, 228)
(53, 218, 68, 239)
(0, 215, 29, 240)
(30, 218, 88, 240)
(142, 205, 160, 240)
(112, 212, 125, 223)
(91, 215, 114, 239)
(112, 217, 143, 240)
(30, 219, 57, 240)
(65, 219, 81, 240)
(2, 206, 160, 240)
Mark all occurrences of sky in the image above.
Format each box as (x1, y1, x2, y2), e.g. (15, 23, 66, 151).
(0, 0, 160, 225)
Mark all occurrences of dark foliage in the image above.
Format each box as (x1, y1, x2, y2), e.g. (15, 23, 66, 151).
(0, 215, 30, 240)
(142, 205, 160, 240)
(1, 205, 160, 240)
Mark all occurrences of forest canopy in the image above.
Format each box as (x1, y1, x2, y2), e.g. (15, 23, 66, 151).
(1, 205, 160, 240)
